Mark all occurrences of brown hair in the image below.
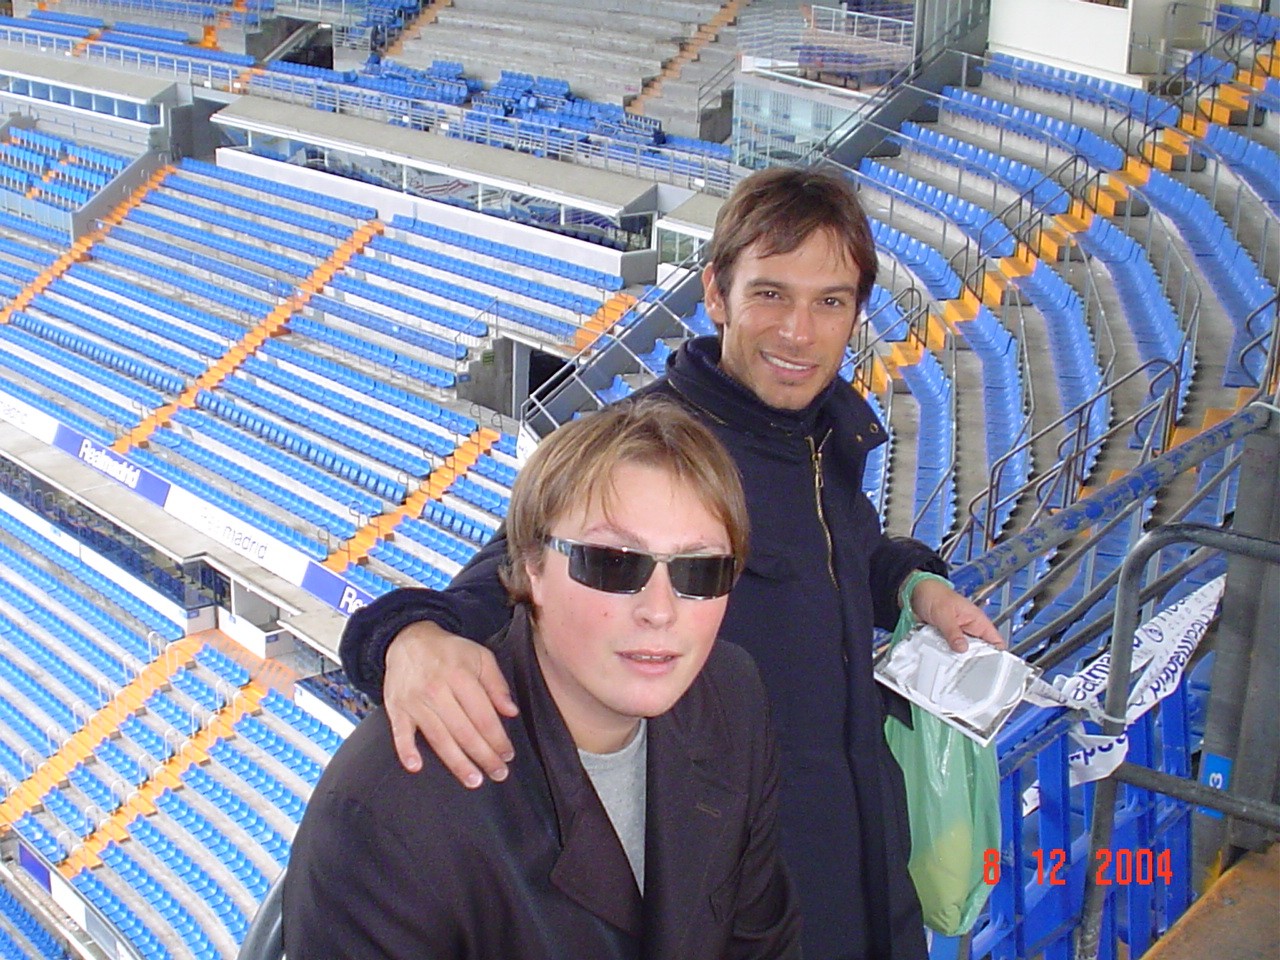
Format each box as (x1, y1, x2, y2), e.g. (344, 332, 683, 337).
(704, 165, 877, 311)
(502, 396, 749, 605)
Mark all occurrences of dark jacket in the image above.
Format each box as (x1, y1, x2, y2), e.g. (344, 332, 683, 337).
(342, 336, 943, 960)
(287, 606, 801, 960)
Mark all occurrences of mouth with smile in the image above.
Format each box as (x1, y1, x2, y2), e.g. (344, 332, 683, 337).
(618, 650, 680, 675)
(762, 352, 818, 377)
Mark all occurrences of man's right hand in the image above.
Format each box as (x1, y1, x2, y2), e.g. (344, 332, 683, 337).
(383, 621, 520, 787)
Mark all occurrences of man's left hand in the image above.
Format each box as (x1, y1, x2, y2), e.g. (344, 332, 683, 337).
(910, 578, 1005, 653)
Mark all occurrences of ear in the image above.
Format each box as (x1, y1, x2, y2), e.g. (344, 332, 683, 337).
(701, 263, 727, 329)
(526, 557, 546, 607)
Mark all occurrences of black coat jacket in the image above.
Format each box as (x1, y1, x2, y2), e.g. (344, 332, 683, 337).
(342, 336, 944, 960)
(287, 606, 801, 959)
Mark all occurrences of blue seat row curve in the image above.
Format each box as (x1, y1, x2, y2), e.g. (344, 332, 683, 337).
(259, 689, 343, 756)
(167, 769, 290, 868)
(286, 313, 455, 389)
(207, 738, 307, 822)
(308, 292, 466, 362)
(177, 157, 377, 221)
(71, 868, 171, 960)
(0, 341, 138, 429)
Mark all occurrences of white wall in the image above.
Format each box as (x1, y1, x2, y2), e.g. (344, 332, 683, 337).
(989, 0, 1140, 87)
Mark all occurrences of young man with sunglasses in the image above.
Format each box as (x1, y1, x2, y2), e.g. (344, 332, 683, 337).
(284, 398, 800, 958)
(340, 166, 1003, 959)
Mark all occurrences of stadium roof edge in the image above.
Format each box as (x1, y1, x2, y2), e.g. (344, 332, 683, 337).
(212, 95, 661, 219)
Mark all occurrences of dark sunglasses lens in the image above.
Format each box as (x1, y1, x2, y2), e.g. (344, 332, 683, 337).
(668, 556, 737, 599)
(569, 544, 655, 594)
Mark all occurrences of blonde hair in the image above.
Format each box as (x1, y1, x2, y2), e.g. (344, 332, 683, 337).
(502, 396, 749, 604)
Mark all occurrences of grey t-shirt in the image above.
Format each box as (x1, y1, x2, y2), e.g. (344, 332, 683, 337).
(578, 720, 648, 893)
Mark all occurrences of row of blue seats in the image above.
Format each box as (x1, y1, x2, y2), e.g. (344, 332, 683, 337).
(147, 689, 200, 737)
(371, 233, 601, 316)
(62, 142, 130, 174)
(91, 240, 275, 319)
(257, 334, 476, 437)
(342, 560, 395, 598)
(350, 251, 577, 341)
(99, 842, 220, 960)
(121, 714, 172, 762)
(985, 53, 1179, 127)
(0, 259, 38, 288)
(96, 737, 147, 787)
(369, 539, 451, 590)
(330, 272, 487, 339)
(71, 869, 170, 960)
(288, 314, 456, 389)
(96, 29, 246, 64)
(234, 714, 325, 787)
(127, 815, 250, 943)
(62, 267, 231, 359)
(0, 21, 81, 51)
(0, 209, 64, 245)
(939, 86, 1126, 170)
(1143, 169, 1274, 386)
(8, 127, 79, 158)
(0, 343, 137, 430)
(898, 348, 957, 548)
(419, 496, 496, 546)
(146, 191, 334, 259)
(69, 762, 120, 814)
(388, 213, 624, 292)
(178, 158, 377, 221)
(0, 321, 166, 411)
(859, 158, 1017, 258)
(0, 592, 112, 707)
(151, 428, 359, 541)
(224, 364, 439, 477)
(50, 163, 111, 192)
(177, 764, 291, 866)
(29, 8, 102, 25)
(308, 292, 465, 363)
(43, 786, 94, 838)
(0, 13, 89, 38)
(0, 235, 51, 266)
(0, 143, 53, 175)
(129, 446, 328, 561)
(172, 667, 224, 713)
(194, 645, 251, 688)
(13, 305, 190, 391)
(0, 882, 67, 960)
(858, 388, 891, 514)
(34, 183, 91, 211)
(0, 173, 35, 210)
(869, 218, 963, 300)
(259, 689, 343, 755)
(13, 813, 63, 863)
(0, 648, 80, 734)
(173, 406, 390, 515)
(0, 573, 130, 689)
(1217, 2, 1280, 40)
(0, 739, 34, 783)
(0, 276, 21, 303)
(397, 516, 479, 565)
(114, 20, 193, 43)
(0, 507, 181, 642)
(0, 692, 57, 758)
(208, 738, 306, 822)
(1198, 122, 1280, 208)
(468, 453, 517, 489)
(161, 174, 355, 241)
(449, 476, 511, 519)
(127, 209, 313, 279)
(898, 121, 1070, 214)
(195, 388, 407, 503)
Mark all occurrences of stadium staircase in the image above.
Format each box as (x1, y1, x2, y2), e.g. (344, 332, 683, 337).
(58, 681, 263, 875)
(110, 218, 387, 454)
(574, 290, 639, 351)
(0, 636, 204, 828)
(628, 0, 745, 116)
(327, 426, 502, 570)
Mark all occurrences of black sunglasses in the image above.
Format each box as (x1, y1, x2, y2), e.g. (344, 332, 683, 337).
(546, 537, 737, 600)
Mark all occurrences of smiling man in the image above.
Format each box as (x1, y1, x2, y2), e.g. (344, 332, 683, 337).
(285, 398, 800, 959)
(339, 165, 1002, 960)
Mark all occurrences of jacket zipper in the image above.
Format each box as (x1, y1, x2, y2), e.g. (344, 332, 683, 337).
(808, 432, 838, 588)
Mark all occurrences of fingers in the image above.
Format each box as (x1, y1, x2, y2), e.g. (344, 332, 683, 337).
(387, 701, 426, 774)
(478, 653, 520, 720)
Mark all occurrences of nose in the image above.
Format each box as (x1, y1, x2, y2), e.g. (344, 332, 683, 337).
(634, 562, 677, 628)
(778, 301, 817, 347)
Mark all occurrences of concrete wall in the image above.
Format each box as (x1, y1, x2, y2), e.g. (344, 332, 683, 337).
(988, 0, 1140, 86)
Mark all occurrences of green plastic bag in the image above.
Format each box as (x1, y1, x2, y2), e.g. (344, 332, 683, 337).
(883, 600, 1001, 937)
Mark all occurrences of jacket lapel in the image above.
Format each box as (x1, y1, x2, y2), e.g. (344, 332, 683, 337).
(509, 607, 644, 939)
(641, 685, 743, 960)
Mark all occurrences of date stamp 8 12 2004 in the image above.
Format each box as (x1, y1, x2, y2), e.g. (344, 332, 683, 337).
(982, 848, 1174, 886)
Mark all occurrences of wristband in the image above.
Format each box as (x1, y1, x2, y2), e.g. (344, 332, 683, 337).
(898, 570, 953, 623)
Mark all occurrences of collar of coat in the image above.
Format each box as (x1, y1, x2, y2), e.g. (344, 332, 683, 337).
(660, 334, 889, 466)
(499, 605, 744, 949)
